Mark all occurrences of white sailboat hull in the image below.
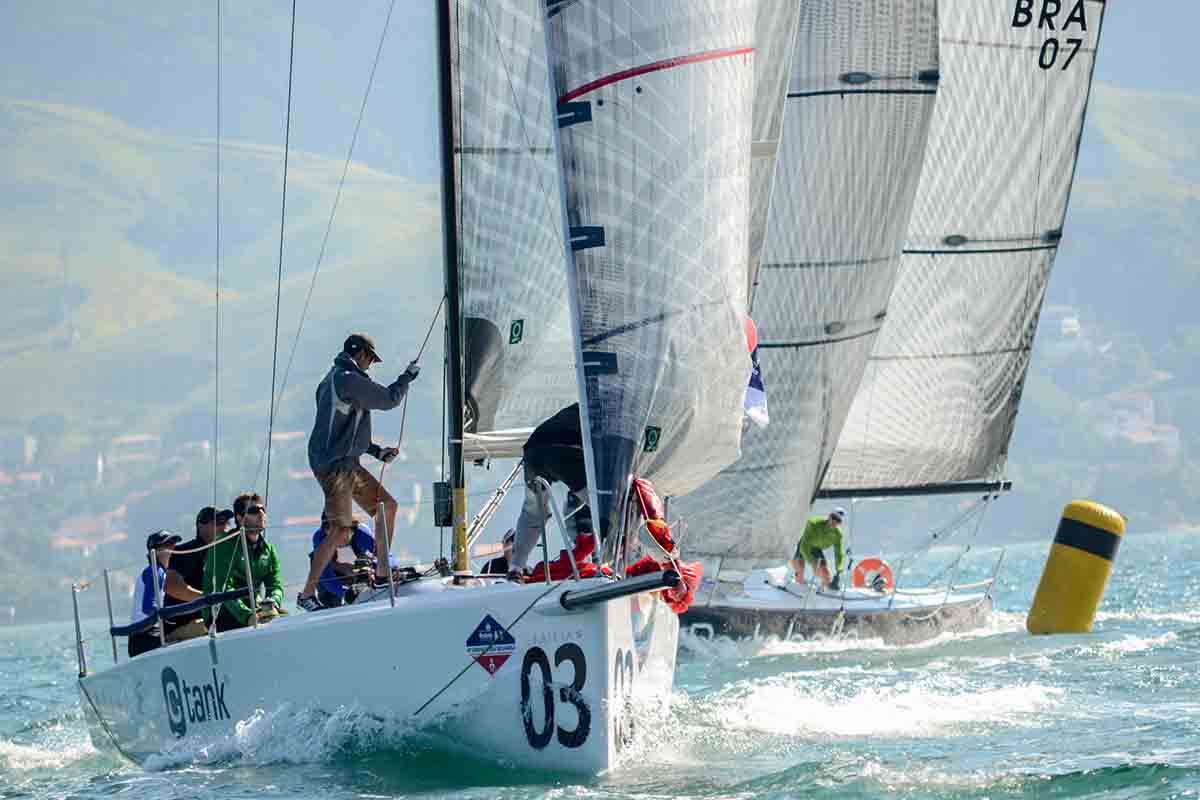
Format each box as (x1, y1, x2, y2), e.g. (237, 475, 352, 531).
(681, 566, 991, 646)
(79, 576, 678, 773)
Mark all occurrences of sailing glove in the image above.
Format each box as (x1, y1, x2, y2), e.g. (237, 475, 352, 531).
(403, 360, 420, 381)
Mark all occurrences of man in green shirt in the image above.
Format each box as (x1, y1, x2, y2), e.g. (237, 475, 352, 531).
(204, 492, 285, 631)
(790, 507, 846, 589)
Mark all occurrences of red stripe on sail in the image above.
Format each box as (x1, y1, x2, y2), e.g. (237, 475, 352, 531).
(558, 47, 754, 104)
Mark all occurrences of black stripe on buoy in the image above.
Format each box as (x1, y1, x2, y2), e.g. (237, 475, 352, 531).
(1054, 518, 1121, 562)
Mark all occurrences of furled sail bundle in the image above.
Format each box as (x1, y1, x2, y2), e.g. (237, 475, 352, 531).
(453, 0, 579, 460)
(543, 0, 755, 539)
(675, 0, 940, 572)
(822, 0, 1106, 495)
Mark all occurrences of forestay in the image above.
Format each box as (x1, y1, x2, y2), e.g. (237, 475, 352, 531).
(675, 0, 940, 571)
(543, 0, 755, 539)
(823, 0, 1106, 494)
(453, 0, 578, 460)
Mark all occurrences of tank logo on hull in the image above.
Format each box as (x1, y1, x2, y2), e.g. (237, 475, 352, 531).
(161, 666, 230, 738)
(466, 615, 517, 676)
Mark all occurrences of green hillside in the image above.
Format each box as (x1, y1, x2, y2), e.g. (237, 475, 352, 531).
(2, 69, 1199, 619)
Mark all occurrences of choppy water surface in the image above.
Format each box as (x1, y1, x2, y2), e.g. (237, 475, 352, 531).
(3, 533, 1199, 799)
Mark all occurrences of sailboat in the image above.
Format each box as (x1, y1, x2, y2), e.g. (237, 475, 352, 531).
(75, 0, 754, 773)
(678, 0, 1106, 645)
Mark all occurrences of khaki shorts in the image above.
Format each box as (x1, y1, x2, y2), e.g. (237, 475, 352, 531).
(316, 462, 395, 529)
(166, 619, 207, 643)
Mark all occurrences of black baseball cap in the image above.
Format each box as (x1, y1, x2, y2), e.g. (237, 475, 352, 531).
(196, 506, 235, 525)
(343, 333, 382, 363)
(146, 530, 182, 551)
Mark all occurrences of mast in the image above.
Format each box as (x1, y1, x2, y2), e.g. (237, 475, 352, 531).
(436, 0, 468, 575)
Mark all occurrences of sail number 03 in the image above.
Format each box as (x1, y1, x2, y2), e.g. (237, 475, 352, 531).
(520, 644, 590, 749)
(519, 645, 636, 750)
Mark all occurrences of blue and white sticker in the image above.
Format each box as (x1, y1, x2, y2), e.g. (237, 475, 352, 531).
(466, 614, 516, 676)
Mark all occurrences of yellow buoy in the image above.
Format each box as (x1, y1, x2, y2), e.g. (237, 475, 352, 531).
(1027, 500, 1125, 635)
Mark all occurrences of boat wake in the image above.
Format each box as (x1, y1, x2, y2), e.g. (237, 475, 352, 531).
(695, 675, 1063, 739)
(142, 702, 467, 771)
(677, 610, 1025, 660)
(0, 736, 97, 771)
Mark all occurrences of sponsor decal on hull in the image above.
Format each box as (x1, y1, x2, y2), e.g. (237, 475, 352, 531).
(161, 666, 230, 738)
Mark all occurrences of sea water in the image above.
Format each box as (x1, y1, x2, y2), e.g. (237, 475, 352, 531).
(3, 532, 1198, 798)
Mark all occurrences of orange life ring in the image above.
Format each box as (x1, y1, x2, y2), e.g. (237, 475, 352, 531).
(852, 557, 895, 591)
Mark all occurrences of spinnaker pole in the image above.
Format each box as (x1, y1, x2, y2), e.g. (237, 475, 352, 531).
(435, 0, 468, 575)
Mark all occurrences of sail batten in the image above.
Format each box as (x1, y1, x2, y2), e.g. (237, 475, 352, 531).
(675, 0, 941, 568)
(824, 0, 1106, 493)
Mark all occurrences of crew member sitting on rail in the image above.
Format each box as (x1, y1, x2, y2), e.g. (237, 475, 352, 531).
(790, 507, 846, 590)
(510, 403, 593, 582)
(299, 333, 420, 612)
(129, 530, 202, 657)
(165, 506, 234, 642)
(203, 493, 285, 631)
(310, 513, 379, 608)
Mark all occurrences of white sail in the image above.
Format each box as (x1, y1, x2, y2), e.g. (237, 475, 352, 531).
(453, 1, 578, 457)
(748, 0, 804, 298)
(675, 0, 940, 569)
(823, 0, 1106, 494)
(543, 0, 755, 538)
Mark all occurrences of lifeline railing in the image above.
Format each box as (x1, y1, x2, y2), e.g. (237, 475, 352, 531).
(73, 485, 596, 676)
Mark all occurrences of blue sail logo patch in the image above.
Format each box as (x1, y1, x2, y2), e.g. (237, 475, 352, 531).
(466, 614, 516, 676)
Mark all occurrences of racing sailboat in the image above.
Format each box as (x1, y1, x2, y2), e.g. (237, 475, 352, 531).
(679, 0, 1107, 645)
(76, 0, 754, 773)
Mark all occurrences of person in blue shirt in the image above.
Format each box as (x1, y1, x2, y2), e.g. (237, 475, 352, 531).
(129, 530, 201, 657)
(311, 514, 378, 608)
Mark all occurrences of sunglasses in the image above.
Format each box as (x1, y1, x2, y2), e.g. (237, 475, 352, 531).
(244, 505, 266, 516)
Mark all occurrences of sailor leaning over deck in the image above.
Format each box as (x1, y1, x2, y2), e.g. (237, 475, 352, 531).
(164, 506, 234, 642)
(130, 530, 201, 656)
(298, 333, 420, 611)
(203, 494, 285, 631)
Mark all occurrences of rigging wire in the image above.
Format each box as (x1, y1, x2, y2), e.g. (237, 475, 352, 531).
(252, 0, 398, 489)
(213, 0, 222, 511)
(378, 297, 445, 486)
(263, 0, 298, 510)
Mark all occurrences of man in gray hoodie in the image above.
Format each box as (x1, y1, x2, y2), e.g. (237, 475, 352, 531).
(298, 333, 419, 611)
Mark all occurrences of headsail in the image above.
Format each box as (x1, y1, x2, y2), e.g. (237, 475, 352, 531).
(822, 0, 1106, 495)
(748, 0, 804, 299)
(674, 0, 940, 570)
(453, 1, 578, 461)
(542, 0, 755, 539)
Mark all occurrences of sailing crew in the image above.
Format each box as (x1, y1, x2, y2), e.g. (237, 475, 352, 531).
(164, 506, 234, 642)
(129, 530, 202, 657)
(481, 529, 515, 576)
(791, 507, 847, 590)
(510, 403, 592, 581)
(310, 514, 379, 608)
(203, 493, 285, 631)
(298, 333, 420, 612)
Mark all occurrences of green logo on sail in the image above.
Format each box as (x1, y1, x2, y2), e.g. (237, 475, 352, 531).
(509, 320, 524, 344)
(644, 426, 661, 453)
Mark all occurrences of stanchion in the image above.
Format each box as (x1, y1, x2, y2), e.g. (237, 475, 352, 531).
(103, 569, 118, 664)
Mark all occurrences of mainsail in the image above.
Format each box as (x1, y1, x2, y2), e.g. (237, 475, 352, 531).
(453, 0, 578, 460)
(822, 0, 1106, 495)
(675, 0, 941, 570)
(543, 0, 755, 539)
